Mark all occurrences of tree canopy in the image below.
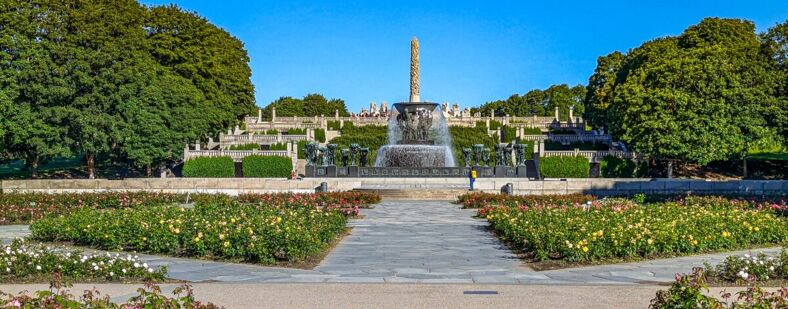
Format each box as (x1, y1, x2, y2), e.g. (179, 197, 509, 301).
(472, 84, 585, 120)
(261, 94, 349, 119)
(0, 0, 255, 177)
(585, 18, 786, 175)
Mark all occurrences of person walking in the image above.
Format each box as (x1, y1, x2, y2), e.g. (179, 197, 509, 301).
(469, 167, 477, 191)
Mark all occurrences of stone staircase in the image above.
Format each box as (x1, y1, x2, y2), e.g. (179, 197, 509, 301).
(353, 184, 470, 201)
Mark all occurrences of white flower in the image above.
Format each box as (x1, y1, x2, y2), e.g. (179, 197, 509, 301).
(35, 265, 41, 270)
(134, 262, 140, 268)
(5, 267, 10, 272)
(122, 268, 127, 274)
(744, 254, 750, 258)
(110, 271, 114, 276)
(93, 265, 99, 271)
(142, 263, 148, 268)
(148, 268, 154, 273)
(769, 266, 775, 271)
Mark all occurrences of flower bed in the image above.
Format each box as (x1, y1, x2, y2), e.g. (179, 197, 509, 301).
(484, 196, 788, 262)
(1, 280, 219, 308)
(1, 240, 166, 283)
(706, 250, 786, 283)
(456, 192, 594, 210)
(29, 201, 349, 265)
(0, 192, 183, 225)
(649, 267, 787, 308)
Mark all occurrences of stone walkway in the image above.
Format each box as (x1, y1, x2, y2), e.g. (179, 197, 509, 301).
(0, 200, 782, 284)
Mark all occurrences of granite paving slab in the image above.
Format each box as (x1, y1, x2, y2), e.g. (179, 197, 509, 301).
(0, 201, 782, 284)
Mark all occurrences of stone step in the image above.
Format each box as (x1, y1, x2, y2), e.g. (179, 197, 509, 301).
(352, 188, 469, 201)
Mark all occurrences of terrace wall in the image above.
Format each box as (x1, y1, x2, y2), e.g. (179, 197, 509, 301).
(1, 178, 785, 196)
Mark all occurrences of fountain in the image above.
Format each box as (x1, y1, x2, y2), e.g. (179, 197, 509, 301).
(374, 37, 456, 167)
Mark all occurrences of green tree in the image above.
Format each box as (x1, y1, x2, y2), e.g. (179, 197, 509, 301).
(261, 94, 349, 119)
(146, 5, 256, 134)
(608, 18, 780, 177)
(584, 51, 625, 129)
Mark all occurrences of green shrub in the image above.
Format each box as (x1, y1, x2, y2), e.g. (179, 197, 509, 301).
(286, 128, 306, 135)
(329, 125, 387, 161)
(242, 155, 292, 178)
(268, 143, 287, 150)
(522, 127, 542, 135)
(600, 156, 638, 178)
(228, 143, 260, 150)
(327, 120, 340, 130)
(314, 128, 326, 143)
(297, 140, 308, 159)
(475, 120, 502, 130)
(265, 129, 279, 135)
(544, 141, 609, 151)
(501, 125, 517, 143)
(538, 155, 590, 178)
(182, 157, 235, 178)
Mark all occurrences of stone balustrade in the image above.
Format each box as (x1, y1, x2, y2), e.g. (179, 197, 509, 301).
(184, 149, 291, 162)
(219, 134, 307, 147)
(541, 150, 636, 163)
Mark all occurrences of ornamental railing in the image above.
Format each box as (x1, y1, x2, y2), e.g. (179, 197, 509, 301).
(541, 150, 636, 163)
(184, 149, 292, 162)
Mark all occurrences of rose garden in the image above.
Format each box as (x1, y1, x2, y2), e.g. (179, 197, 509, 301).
(1, 1, 787, 308)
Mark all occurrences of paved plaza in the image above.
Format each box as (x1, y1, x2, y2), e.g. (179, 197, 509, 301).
(0, 200, 782, 284)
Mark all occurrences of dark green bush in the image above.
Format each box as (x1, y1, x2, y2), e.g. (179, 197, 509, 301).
(545, 141, 609, 151)
(286, 128, 306, 135)
(297, 140, 308, 159)
(600, 156, 640, 178)
(265, 129, 279, 135)
(538, 156, 590, 178)
(475, 120, 502, 130)
(242, 155, 292, 178)
(329, 125, 387, 161)
(501, 125, 517, 143)
(314, 128, 326, 143)
(522, 127, 542, 135)
(182, 157, 235, 178)
(228, 143, 260, 150)
(268, 143, 287, 150)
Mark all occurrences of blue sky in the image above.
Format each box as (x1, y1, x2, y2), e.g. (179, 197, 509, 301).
(139, 1, 787, 112)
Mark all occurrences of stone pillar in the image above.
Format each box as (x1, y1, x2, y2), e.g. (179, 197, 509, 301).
(257, 109, 262, 123)
(569, 106, 574, 123)
(272, 107, 277, 122)
(485, 119, 490, 130)
(504, 114, 510, 126)
(286, 141, 292, 154)
(194, 140, 200, 151)
(340, 119, 344, 129)
(335, 109, 339, 119)
(410, 37, 420, 102)
(227, 128, 232, 135)
(490, 110, 494, 120)
(307, 128, 313, 140)
(277, 131, 282, 142)
(539, 140, 545, 154)
(234, 125, 240, 135)
(554, 107, 559, 121)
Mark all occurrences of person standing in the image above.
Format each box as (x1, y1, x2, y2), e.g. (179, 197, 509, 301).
(469, 167, 477, 191)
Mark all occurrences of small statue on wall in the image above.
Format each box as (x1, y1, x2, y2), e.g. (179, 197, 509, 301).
(473, 144, 484, 166)
(340, 149, 350, 167)
(305, 142, 319, 166)
(462, 148, 472, 167)
(514, 142, 526, 166)
(318, 146, 328, 166)
(482, 148, 491, 167)
(359, 147, 369, 167)
(494, 144, 505, 166)
(349, 143, 360, 166)
(504, 142, 514, 166)
(326, 144, 337, 166)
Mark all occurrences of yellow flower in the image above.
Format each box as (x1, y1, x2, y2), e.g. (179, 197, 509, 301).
(722, 231, 730, 238)
(582, 246, 589, 253)
(219, 234, 225, 240)
(596, 230, 604, 237)
(647, 239, 653, 245)
(754, 227, 760, 232)
(223, 241, 230, 247)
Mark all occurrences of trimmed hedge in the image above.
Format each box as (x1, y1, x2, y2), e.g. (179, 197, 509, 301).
(522, 127, 542, 135)
(538, 155, 590, 178)
(599, 156, 643, 178)
(314, 128, 326, 143)
(265, 129, 279, 135)
(228, 143, 260, 150)
(242, 155, 292, 178)
(268, 143, 287, 150)
(286, 128, 306, 135)
(182, 157, 235, 178)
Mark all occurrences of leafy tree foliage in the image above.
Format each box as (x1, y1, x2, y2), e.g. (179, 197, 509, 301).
(589, 18, 786, 176)
(472, 84, 585, 120)
(261, 94, 349, 119)
(0, 1, 254, 178)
